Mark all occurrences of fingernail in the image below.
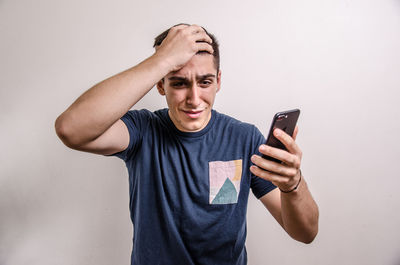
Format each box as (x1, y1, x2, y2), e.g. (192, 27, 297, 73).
(260, 144, 270, 152)
(251, 155, 256, 162)
(274, 129, 280, 136)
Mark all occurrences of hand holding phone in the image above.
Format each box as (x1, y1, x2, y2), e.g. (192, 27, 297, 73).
(262, 109, 300, 163)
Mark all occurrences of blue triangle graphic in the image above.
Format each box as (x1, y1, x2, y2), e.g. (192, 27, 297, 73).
(211, 178, 238, 204)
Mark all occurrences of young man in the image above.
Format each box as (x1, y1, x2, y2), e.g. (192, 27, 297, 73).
(55, 24, 319, 265)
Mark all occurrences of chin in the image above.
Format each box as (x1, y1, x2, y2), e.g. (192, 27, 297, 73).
(181, 122, 203, 132)
(171, 109, 210, 132)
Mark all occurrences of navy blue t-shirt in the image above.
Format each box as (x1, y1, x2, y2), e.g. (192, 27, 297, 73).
(110, 108, 276, 265)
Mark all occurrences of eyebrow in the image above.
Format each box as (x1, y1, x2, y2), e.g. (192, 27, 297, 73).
(168, 74, 216, 82)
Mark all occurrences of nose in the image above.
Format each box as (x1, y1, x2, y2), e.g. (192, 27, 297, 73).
(186, 83, 201, 107)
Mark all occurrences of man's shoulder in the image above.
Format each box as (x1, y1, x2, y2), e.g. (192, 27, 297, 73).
(120, 108, 170, 135)
(125, 108, 165, 115)
(214, 110, 258, 131)
(212, 110, 265, 142)
(124, 108, 167, 121)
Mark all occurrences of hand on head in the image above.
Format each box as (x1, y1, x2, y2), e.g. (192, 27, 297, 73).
(154, 24, 214, 72)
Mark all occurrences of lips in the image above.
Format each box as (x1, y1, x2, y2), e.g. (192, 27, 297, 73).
(183, 109, 203, 119)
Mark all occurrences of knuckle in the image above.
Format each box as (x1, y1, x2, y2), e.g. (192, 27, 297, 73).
(175, 28, 185, 37)
(289, 154, 298, 165)
(260, 170, 270, 179)
(293, 157, 301, 168)
(173, 26, 184, 33)
(280, 131, 289, 141)
(252, 155, 260, 165)
(260, 160, 271, 171)
(277, 166, 286, 176)
(260, 145, 269, 154)
(281, 177, 290, 186)
(282, 133, 289, 141)
(254, 167, 266, 178)
(285, 154, 295, 165)
(285, 140, 294, 149)
(288, 168, 297, 177)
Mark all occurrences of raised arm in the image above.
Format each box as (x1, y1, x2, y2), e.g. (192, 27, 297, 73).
(55, 24, 213, 155)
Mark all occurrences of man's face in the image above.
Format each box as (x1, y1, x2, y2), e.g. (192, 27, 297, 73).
(157, 54, 221, 132)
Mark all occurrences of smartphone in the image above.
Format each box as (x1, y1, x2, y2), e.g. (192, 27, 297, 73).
(262, 109, 300, 163)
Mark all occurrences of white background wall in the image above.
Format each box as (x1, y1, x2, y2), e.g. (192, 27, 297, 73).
(1, 0, 399, 264)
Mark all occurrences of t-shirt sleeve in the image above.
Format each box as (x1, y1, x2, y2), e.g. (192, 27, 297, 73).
(105, 109, 149, 161)
(250, 126, 277, 199)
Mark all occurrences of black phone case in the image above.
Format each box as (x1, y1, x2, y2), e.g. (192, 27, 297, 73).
(262, 109, 300, 163)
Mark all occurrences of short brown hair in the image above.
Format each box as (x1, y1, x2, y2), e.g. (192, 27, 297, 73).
(153, 23, 220, 72)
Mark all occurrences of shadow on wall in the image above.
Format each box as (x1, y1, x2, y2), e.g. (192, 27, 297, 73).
(0, 126, 132, 264)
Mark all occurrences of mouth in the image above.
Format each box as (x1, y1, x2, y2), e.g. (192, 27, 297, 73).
(182, 109, 203, 119)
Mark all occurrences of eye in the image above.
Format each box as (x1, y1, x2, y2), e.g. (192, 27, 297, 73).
(171, 82, 186, 88)
(199, 79, 213, 87)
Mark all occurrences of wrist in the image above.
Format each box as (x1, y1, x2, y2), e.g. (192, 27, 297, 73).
(150, 51, 176, 75)
(279, 170, 302, 194)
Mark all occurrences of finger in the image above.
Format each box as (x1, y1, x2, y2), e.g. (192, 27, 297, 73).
(188, 25, 213, 44)
(258, 144, 295, 164)
(273, 128, 301, 156)
(191, 32, 212, 45)
(159, 24, 189, 46)
(191, 29, 201, 35)
(185, 24, 204, 35)
(250, 165, 288, 184)
(195, 42, 214, 54)
(190, 24, 205, 32)
(172, 24, 190, 30)
(250, 165, 301, 191)
(293, 126, 299, 141)
(195, 34, 213, 45)
(169, 24, 199, 39)
(168, 24, 189, 37)
(251, 154, 297, 177)
(201, 30, 213, 44)
(258, 145, 300, 169)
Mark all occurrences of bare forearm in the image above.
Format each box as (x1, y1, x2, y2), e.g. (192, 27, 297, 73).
(55, 54, 170, 146)
(281, 176, 319, 243)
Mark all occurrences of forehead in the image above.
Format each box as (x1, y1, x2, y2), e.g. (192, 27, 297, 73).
(167, 54, 217, 78)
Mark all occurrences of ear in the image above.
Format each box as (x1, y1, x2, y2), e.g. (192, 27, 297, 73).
(157, 79, 166, 95)
(216, 70, 221, 93)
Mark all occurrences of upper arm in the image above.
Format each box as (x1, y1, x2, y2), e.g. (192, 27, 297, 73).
(259, 188, 284, 228)
(72, 119, 130, 156)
